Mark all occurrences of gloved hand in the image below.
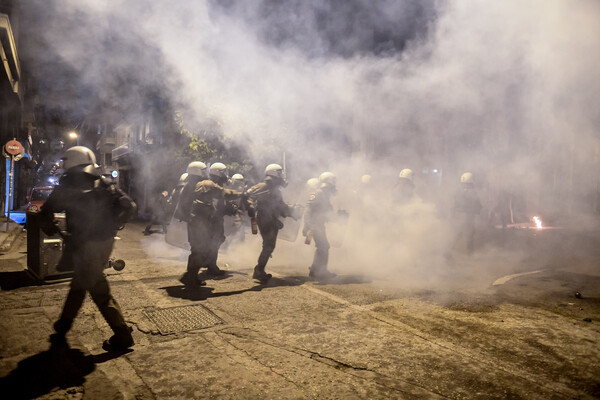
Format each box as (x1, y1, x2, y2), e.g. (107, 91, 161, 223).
(302, 225, 309, 237)
(291, 204, 304, 221)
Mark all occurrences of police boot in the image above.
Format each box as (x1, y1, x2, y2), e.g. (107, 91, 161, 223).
(179, 272, 206, 287)
(102, 325, 134, 352)
(318, 269, 337, 279)
(252, 266, 272, 283)
(309, 268, 336, 280)
(206, 265, 227, 277)
(49, 318, 72, 347)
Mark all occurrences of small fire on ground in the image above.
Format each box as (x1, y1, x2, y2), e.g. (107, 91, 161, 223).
(532, 216, 543, 229)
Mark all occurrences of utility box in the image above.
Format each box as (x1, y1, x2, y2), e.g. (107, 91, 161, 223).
(26, 211, 72, 282)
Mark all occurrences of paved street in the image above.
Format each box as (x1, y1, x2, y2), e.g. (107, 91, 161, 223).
(0, 221, 599, 399)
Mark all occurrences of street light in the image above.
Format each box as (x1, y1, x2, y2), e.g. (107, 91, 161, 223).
(68, 131, 79, 145)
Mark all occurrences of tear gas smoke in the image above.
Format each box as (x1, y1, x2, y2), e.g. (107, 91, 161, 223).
(21, 0, 600, 290)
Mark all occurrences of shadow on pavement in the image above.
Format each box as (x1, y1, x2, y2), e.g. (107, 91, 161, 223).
(162, 285, 215, 301)
(311, 274, 372, 286)
(161, 274, 310, 301)
(0, 270, 39, 290)
(0, 270, 72, 291)
(0, 343, 95, 399)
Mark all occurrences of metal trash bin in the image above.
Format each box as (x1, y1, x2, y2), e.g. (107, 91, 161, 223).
(26, 211, 72, 282)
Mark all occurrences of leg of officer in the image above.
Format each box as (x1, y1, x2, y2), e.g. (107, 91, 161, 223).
(255, 221, 277, 275)
(182, 218, 211, 285)
(53, 288, 86, 337)
(186, 220, 204, 277)
(310, 224, 331, 277)
(206, 218, 226, 275)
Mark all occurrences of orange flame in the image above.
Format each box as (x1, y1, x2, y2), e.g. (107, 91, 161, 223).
(532, 216, 542, 229)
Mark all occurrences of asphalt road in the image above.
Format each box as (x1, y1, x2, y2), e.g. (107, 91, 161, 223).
(0, 221, 599, 399)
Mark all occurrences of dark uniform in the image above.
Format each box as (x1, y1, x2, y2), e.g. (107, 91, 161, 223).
(180, 179, 241, 285)
(221, 177, 248, 250)
(166, 176, 188, 221)
(40, 168, 136, 350)
(245, 177, 293, 281)
(173, 173, 203, 283)
(452, 184, 482, 254)
(304, 184, 336, 278)
(394, 178, 416, 204)
(144, 190, 169, 235)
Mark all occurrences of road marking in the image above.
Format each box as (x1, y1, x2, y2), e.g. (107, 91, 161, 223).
(492, 270, 543, 286)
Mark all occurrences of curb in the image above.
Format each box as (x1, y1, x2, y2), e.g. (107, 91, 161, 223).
(0, 225, 23, 253)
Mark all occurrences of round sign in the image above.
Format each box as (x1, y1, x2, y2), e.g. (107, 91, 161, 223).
(13, 147, 25, 161)
(5, 140, 23, 156)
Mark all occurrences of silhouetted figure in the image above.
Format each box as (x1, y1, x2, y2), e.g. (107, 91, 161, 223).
(245, 164, 295, 283)
(304, 172, 339, 279)
(178, 163, 241, 287)
(144, 190, 169, 235)
(451, 172, 482, 254)
(40, 146, 136, 352)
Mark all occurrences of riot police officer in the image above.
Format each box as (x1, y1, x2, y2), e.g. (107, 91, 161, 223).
(451, 172, 482, 254)
(144, 189, 169, 235)
(179, 162, 242, 286)
(395, 168, 416, 203)
(166, 172, 188, 220)
(175, 161, 210, 287)
(245, 164, 295, 282)
(222, 173, 247, 250)
(40, 146, 136, 351)
(303, 171, 338, 279)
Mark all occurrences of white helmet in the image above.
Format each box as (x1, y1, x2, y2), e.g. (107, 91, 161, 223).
(229, 173, 245, 189)
(306, 178, 319, 189)
(460, 172, 474, 184)
(265, 164, 284, 179)
(62, 146, 97, 169)
(178, 172, 189, 183)
(399, 169, 414, 181)
(209, 162, 227, 178)
(187, 161, 207, 178)
(319, 171, 336, 187)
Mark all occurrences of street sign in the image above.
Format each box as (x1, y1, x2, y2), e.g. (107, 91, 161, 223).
(5, 139, 23, 156)
(13, 147, 25, 161)
(3, 139, 24, 230)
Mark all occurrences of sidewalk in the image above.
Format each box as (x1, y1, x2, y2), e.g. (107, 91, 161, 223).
(0, 217, 24, 253)
(0, 222, 599, 399)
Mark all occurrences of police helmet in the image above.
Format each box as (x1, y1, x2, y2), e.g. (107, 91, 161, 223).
(62, 146, 101, 176)
(460, 172, 474, 184)
(265, 164, 284, 179)
(399, 169, 414, 181)
(209, 162, 227, 179)
(319, 171, 336, 188)
(187, 161, 207, 178)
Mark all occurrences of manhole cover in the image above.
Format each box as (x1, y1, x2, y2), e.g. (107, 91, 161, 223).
(143, 304, 225, 334)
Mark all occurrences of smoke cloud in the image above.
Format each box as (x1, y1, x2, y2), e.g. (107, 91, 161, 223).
(22, 0, 600, 289)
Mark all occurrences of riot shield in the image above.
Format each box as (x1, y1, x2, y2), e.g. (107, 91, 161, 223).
(327, 210, 349, 248)
(278, 205, 304, 242)
(223, 214, 242, 237)
(165, 217, 190, 250)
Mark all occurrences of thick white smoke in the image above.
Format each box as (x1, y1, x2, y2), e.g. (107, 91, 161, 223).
(23, 0, 600, 288)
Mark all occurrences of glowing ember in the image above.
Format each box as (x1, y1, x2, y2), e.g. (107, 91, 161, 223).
(532, 216, 543, 229)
